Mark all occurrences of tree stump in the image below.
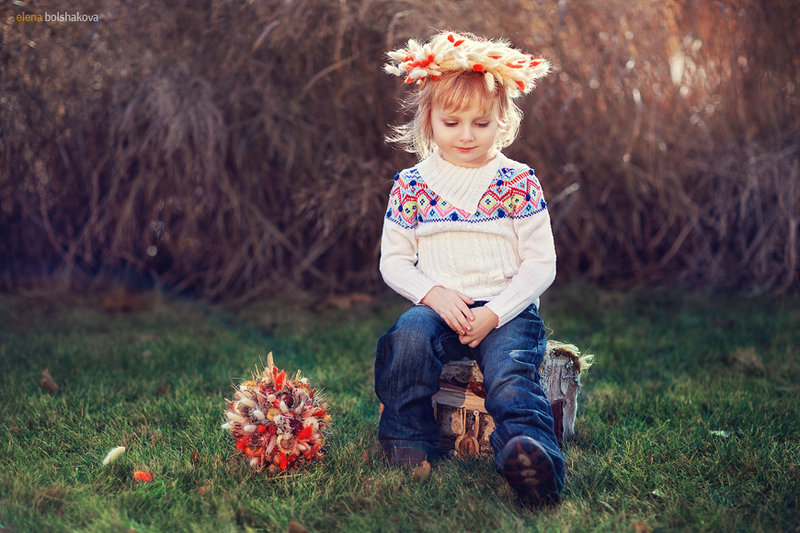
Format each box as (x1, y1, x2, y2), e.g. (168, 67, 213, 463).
(432, 341, 592, 457)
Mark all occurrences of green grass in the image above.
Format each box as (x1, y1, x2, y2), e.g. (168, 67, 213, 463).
(0, 285, 798, 532)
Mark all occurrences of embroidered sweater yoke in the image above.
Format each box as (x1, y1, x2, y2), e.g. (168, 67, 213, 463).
(380, 151, 557, 327)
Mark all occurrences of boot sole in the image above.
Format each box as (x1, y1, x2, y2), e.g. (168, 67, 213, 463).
(500, 436, 561, 506)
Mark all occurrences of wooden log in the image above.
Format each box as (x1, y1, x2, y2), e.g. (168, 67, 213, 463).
(431, 340, 592, 457)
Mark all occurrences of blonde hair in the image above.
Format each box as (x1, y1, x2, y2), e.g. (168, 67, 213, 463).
(388, 70, 523, 160)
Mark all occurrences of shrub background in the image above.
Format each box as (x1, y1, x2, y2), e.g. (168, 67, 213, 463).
(1, 0, 798, 300)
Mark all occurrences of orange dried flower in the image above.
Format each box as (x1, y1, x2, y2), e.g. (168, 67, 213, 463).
(133, 471, 152, 482)
(297, 425, 313, 441)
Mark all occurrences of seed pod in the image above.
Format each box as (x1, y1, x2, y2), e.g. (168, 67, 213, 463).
(102, 446, 126, 466)
(226, 412, 246, 424)
(239, 397, 257, 409)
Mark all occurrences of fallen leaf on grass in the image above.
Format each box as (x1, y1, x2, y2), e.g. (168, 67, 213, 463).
(9, 424, 23, 433)
(101, 290, 151, 312)
(633, 520, 652, 533)
(288, 522, 309, 533)
(348, 292, 374, 304)
(651, 488, 666, 498)
(39, 368, 58, 393)
(411, 460, 431, 482)
(191, 451, 206, 464)
(363, 449, 371, 465)
(312, 293, 373, 311)
(133, 471, 152, 482)
(154, 383, 170, 396)
(102, 446, 126, 465)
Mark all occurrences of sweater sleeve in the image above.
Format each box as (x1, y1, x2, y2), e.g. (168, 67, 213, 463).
(379, 177, 439, 303)
(485, 172, 557, 327)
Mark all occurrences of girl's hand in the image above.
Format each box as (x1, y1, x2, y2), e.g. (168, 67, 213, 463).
(421, 286, 475, 335)
(458, 307, 498, 348)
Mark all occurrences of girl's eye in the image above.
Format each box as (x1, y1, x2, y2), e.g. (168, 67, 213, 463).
(444, 122, 457, 127)
(476, 122, 489, 128)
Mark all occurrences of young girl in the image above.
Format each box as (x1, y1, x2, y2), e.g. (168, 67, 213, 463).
(376, 31, 563, 505)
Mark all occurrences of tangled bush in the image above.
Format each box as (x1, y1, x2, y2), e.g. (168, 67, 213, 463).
(1, 0, 797, 297)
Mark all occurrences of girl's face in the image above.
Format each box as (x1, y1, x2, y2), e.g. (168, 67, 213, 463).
(431, 105, 499, 168)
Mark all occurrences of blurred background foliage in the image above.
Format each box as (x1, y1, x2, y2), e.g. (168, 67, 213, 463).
(1, 0, 798, 301)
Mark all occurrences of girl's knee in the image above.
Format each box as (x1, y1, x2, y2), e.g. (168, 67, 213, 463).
(377, 306, 444, 365)
(390, 305, 441, 339)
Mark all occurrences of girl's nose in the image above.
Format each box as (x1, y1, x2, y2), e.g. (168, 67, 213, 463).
(459, 125, 474, 141)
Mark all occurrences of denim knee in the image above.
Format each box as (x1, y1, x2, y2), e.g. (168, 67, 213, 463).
(376, 306, 442, 365)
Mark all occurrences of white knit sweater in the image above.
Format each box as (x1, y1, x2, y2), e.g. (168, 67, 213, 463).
(380, 150, 557, 327)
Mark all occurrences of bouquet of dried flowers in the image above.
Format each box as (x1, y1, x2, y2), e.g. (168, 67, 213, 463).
(222, 353, 331, 472)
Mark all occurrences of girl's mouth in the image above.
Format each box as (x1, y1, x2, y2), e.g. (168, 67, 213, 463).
(455, 147, 475, 153)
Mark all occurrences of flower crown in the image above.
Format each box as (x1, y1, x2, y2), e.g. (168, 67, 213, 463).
(384, 31, 551, 96)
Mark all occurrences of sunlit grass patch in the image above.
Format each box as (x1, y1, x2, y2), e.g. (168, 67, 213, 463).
(1, 286, 798, 532)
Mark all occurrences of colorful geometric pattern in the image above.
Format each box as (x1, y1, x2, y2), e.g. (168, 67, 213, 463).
(385, 166, 546, 229)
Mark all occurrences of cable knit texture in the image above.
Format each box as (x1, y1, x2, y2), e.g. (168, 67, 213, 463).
(380, 151, 557, 327)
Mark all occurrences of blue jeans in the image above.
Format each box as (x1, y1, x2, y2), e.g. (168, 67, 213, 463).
(374, 302, 564, 483)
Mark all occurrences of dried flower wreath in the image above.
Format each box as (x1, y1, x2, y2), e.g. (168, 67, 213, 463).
(222, 353, 331, 472)
(384, 31, 551, 95)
